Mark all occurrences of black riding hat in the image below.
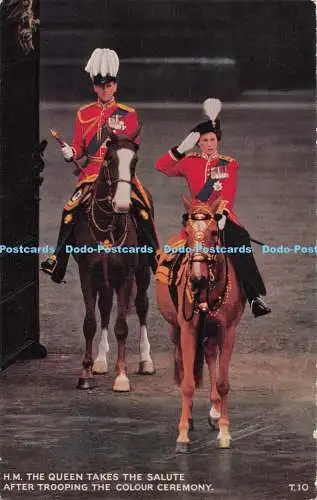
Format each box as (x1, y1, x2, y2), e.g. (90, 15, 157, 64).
(191, 118, 221, 141)
(191, 98, 222, 140)
(93, 74, 117, 86)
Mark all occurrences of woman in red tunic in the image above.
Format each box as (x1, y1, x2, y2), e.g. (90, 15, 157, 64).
(156, 98, 270, 318)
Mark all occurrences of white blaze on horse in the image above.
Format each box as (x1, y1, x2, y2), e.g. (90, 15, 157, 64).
(156, 197, 246, 452)
(74, 126, 155, 392)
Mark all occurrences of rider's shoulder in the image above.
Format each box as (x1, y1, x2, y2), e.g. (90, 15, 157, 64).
(186, 152, 203, 159)
(218, 154, 236, 164)
(77, 102, 99, 123)
(116, 102, 136, 115)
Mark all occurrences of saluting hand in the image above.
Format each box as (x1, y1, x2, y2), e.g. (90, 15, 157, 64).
(61, 143, 74, 161)
(177, 132, 200, 154)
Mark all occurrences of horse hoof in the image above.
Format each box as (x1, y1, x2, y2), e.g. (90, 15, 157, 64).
(137, 360, 155, 375)
(77, 378, 95, 390)
(208, 416, 219, 431)
(188, 418, 194, 432)
(92, 359, 108, 374)
(113, 375, 130, 392)
(176, 442, 190, 454)
(217, 437, 231, 449)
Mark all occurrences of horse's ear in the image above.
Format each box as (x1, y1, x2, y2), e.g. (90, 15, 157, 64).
(130, 122, 143, 142)
(181, 195, 192, 213)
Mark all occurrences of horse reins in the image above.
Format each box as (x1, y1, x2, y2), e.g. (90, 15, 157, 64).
(182, 217, 230, 321)
(88, 152, 135, 246)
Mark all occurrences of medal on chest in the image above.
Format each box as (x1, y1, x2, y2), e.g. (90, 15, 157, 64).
(107, 114, 127, 131)
(204, 162, 229, 193)
(208, 164, 229, 180)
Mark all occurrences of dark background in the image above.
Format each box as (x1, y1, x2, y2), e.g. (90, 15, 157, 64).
(40, 0, 315, 101)
(0, 1, 41, 368)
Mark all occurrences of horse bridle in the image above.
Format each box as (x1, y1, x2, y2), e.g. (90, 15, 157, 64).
(93, 143, 138, 208)
(182, 211, 230, 321)
(88, 141, 138, 245)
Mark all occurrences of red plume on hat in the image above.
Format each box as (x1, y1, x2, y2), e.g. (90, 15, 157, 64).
(192, 98, 222, 140)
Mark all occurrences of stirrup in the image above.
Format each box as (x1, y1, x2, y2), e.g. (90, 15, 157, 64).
(41, 255, 57, 275)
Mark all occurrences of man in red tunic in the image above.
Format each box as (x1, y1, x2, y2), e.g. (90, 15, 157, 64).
(41, 48, 158, 282)
(156, 98, 270, 318)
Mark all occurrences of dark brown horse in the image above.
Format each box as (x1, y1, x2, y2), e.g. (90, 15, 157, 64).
(156, 197, 246, 452)
(74, 127, 155, 391)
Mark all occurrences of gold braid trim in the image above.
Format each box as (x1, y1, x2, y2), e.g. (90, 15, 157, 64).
(76, 174, 98, 188)
(134, 176, 151, 209)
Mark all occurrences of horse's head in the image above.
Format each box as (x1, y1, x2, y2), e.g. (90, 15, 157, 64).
(100, 124, 141, 213)
(182, 196, 228, 292)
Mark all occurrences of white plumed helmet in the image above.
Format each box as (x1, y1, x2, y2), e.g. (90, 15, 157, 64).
(85, 48, 120, 84)
(191, 97, 222, 140)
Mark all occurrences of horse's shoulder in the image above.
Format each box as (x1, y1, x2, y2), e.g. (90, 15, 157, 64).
(117, 103, 136, 114)
(77, 102, 99, 123)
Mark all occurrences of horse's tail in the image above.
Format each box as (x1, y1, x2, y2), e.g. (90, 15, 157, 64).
(193, 312, 206, 388)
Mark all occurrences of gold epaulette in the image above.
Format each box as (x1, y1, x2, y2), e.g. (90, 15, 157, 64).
(117, 103, 135, 113)
(77, 102, 99, 124)
(186, 152, 202, 158)
(219, 154, 235, 163)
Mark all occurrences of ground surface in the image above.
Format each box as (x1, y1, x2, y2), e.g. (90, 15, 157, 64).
(0, 98, 315, 500)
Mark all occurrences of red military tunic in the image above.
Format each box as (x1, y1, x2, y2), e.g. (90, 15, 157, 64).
(156, 149, 239, 215)
(71, 99, 139, 185)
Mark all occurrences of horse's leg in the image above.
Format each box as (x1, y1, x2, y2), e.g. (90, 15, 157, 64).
(112, 277, 133, 392)
(205, 340, 221, 430)
(216, 327, 236, 448)
(173, 334, 183, 385)
(176, 324, 196, 453)
(172, 327, 195, 431)
(135, 265, 155, 375)
(92, 283, 113, 374)
(77, 263, 98, 390)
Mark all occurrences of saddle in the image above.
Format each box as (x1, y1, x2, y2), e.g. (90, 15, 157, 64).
(156, 236, 189, 309)
(64, 183, 94, 212)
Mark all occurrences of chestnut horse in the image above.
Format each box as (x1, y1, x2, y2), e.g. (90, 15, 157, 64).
(156, 197, 246, 452)
(74, 127, 155, 391)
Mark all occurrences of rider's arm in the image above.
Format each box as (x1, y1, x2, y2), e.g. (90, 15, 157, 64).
(71, 112, 85, 160)
(122, 110, 140, 145)
(156, 150, 190, 177)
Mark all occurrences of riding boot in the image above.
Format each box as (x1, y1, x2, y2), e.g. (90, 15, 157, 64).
(223, 219, 271, 317)
(242, 282, 272, 318)
(41, 210, 75, 283)
(131, 200, 160, 274)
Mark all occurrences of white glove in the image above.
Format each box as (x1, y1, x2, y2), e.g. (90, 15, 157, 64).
(177, 132, 200, 154)
(61, 143, 74, 161)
